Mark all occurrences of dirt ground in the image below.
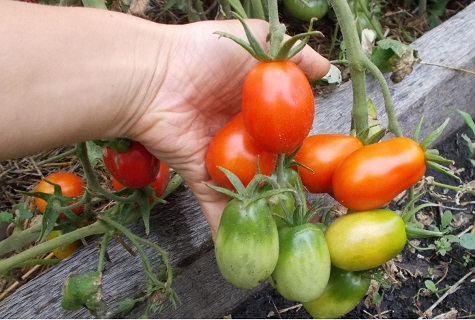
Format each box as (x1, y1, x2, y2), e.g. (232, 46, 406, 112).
(230, 127, 475, 319)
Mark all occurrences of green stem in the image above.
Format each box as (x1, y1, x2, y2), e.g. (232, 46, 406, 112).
(0, 220, 109, 274)
(36, 147, 78, 166)
(430, 180, 475, 195)
(267, 0, 285, 58)
(251, 0, 266, 20)
(362, 55, 402, 136)
(330, 0, 369, 135)
(356, 0, 385, 39)
(0, 221, 42, 257)
(97, 232, 111, 272)
(275, 154, 286, 186)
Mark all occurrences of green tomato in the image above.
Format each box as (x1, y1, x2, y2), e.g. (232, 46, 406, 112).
(303, 265, 371, 318)
(270, 223, 331, 302)
(283, 0, 329, 22)
(325, 209, 407, 271)
(215, 198, 279, 289)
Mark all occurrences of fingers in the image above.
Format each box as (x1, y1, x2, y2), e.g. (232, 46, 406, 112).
(290, 45, 331, 81)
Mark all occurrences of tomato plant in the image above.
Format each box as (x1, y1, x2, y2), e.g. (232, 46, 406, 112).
(325, 209, 407, 271)
(47, 230, 82, 260)
(303, 265, 370, 318)
(215, 198, 279, 289)
(283, 0, 329, 22)
(294, 134, 363, 193)
(241, 61, 315, 154)
(332, 137, 426, 211)
(34, 172, 85, 217)
(112, 161, 170, 198)
(270, 223, 331, 302)
(205, 113, 278, 189)
(103, 141, 160, 189)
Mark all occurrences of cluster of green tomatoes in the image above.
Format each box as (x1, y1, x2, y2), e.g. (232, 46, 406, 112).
(204, 60, 427, 318)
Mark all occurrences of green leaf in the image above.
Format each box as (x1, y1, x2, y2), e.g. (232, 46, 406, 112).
(440, 210, 452, 230)
(370, 46, 395, 72)
(425, 280, 438, 292)
(376, 39, 418, 59)
(0, 211, 14, 222)
(39, 200, 62, 242)
(460, 134, 474, 158)
(61, 271, 106, 318)
(457, 109, 475, 135)
(86, 140, 104, 165)
(312, 64, 342, 85)
(420, 118, 450, 151)
(460, 233, 475, 250)
(226, 0, 249, 18)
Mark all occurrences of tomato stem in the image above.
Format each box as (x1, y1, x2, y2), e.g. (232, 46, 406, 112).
(0, 220, 109, 274)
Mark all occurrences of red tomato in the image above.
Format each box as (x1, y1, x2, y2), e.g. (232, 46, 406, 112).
(205, 113, 278, 189)
(112, 161, 170, 199)
(241, 61, 315, 154)
(294, 134, 363, 193)
(103, 141, 159, 188)
(332, 137, 426, 211)
(35, 172, 85, 217)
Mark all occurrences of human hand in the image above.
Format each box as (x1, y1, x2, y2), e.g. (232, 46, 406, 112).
(126, 19, 331, 237)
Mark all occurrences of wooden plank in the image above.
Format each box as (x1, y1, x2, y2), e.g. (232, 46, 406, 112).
(1, 2, 475, 318)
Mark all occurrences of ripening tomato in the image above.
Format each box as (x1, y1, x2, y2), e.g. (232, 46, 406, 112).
(47, 230, 82, 260)
(284, 0, 329, 22)
(112, 161, 170, 199)
(34, 172, 85, 217)
(332, 137, 426, 211)
(303, 266, 370, 319)
(215, 198, 279, 289)
(205, 113, 278, 190)
(325, 209, 407, 271)
(270, 223, 331, 302)
(103, 141, 159, 189)
(241, 61, 315, 154)
(294, 134, 363, 193)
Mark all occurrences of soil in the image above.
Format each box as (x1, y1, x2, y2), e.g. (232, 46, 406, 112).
(230, 128, 475, 319)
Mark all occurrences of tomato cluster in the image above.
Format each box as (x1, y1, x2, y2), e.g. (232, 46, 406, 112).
(207, 61, 428, 318)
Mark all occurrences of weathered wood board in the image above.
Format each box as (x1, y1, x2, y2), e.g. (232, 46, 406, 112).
(1, 3, 475, 318)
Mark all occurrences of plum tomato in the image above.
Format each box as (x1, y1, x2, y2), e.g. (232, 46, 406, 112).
(241, 61, 315, 154)
(303, 265, 370, 318)
(215, 198, 279, 289)
(325, 209, 407, 271)
(103, 141, 159, 189)
(205, 113, 278, 190)
(34, 172, 85, 217)
(294, 134, 363, 193)
(112, 161, 170, 199)
(47, 230, 82, 260)
(270, 223, 331, 302)
(332, 137, 426, 211)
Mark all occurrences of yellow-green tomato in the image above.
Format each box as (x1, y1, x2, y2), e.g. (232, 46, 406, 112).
(47, 230, 81, 260)
(270, 223, 331, 302)
(215, 198, 279, 289)
(303, 265, 371, 318)
(325, 209, 406, 271)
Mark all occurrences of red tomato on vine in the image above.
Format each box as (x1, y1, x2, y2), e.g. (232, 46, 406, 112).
(294, 134, 363, 193)
(103, 141, 160, 189)
(241, 61, 315, 154)
(205, 113, 278, 189)
(332, 137, 426, 211)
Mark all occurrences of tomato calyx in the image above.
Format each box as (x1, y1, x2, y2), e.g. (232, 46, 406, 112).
(92, 138, 133, 152)
(214, 12, 323, 62)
